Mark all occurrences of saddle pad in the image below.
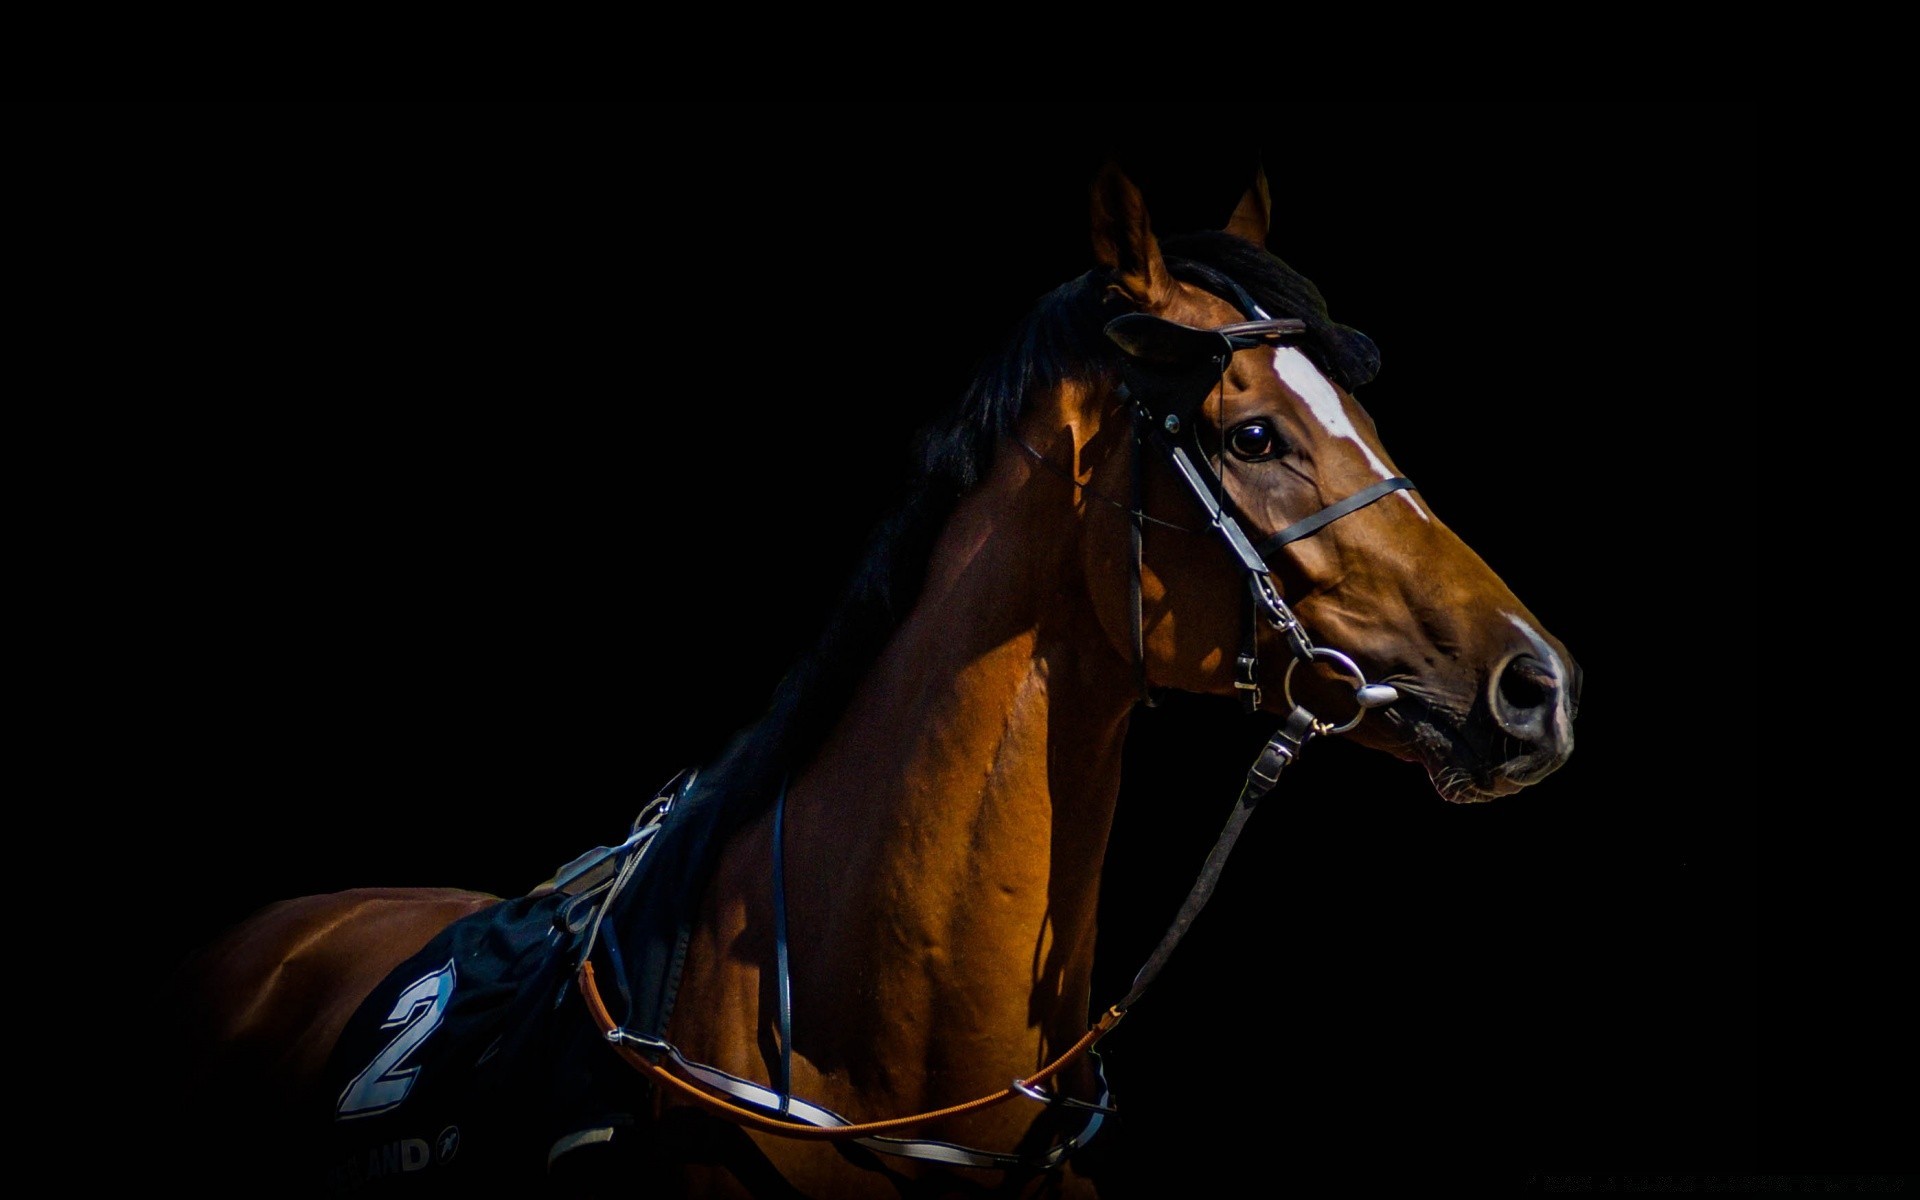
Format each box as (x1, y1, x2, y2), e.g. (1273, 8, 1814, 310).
(316, 769, 742, 1193)
(319, 889, 585, 1192)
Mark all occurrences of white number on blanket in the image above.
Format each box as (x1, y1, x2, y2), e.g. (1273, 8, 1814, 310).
(336, 960, 457, 1119)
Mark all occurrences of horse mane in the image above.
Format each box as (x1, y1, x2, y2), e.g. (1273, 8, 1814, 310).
(690, 233, 1376, 820)
(690, 269, 1111, 819)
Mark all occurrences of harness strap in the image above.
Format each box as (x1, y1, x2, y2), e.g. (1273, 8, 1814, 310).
(578, 960, 1119, 1169)
(772, 777, 793, 1114)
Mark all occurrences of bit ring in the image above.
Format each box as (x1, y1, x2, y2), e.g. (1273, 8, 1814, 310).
(1282, 647, 1371, 735)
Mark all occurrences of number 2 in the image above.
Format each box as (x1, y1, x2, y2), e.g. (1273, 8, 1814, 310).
(337, 959, 457, 1119)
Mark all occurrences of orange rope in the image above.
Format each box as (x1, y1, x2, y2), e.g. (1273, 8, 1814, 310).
(578, 961, 1125, 1141)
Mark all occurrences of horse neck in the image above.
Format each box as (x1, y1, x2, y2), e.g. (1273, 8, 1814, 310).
(740, 416, 1137, 1105)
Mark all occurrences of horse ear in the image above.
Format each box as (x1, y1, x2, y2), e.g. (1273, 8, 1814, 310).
(1223, 161, 1272, 247)
(1089, 161, 1173, 309)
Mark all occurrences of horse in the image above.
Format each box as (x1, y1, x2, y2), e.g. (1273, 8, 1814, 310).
(158, 161, 1578, 1198)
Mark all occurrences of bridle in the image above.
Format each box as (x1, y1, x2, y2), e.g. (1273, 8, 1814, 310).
(1103, 260, 1416, 720)
(571, 265, 1419, 1175)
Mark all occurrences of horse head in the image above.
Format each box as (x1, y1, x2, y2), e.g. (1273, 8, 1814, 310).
(1057, 163, 1578, 802)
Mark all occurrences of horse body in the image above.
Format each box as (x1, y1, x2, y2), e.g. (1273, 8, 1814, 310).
(164, 165, 1576, 1198)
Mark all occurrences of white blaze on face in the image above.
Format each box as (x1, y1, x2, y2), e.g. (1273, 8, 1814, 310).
(1270, 346, 1428, 520)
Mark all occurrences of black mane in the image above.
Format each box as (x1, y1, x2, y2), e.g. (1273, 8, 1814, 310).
(691, 270, 1111, 817)
(692, 235, 1375, 818)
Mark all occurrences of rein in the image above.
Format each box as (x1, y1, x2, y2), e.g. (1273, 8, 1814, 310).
(572, 270, 1417, 1173)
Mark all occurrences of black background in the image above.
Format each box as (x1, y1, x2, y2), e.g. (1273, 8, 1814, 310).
(20, 104, 1812, 1191)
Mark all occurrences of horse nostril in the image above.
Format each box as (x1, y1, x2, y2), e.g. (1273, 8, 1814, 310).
(1498, 654, 1556, 715)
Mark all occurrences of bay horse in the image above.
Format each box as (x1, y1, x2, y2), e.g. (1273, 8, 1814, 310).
(162, 163, 1578, 1198)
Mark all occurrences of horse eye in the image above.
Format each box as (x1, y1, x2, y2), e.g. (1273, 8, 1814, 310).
(1228, 421, 1282, 461)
